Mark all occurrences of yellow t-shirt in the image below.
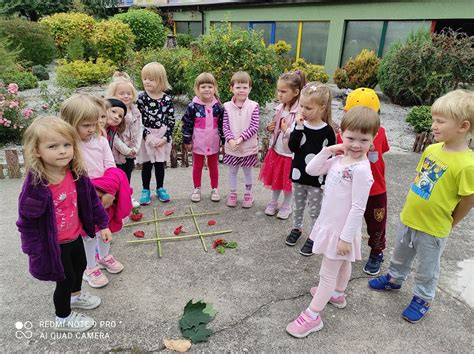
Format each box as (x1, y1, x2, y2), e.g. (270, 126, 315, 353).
(400, 143, 474, 237)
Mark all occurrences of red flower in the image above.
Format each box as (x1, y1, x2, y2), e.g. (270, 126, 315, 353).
(133, 230, 145, 238)
(212, 238, 225, 249)
(174, 225, 184, 235)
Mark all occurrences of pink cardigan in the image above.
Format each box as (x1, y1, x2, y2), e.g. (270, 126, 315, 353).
(268, 100, 299, 155)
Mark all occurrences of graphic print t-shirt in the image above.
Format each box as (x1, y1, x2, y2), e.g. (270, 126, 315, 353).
(48, 170, 83, 243)
(400, 143, 474, 237)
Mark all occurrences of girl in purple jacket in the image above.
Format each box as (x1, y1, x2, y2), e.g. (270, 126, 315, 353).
(17, 116, 111, 333)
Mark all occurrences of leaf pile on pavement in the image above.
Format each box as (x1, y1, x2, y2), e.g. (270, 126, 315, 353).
(179, 300, 217, 343)
(212, 238, 238, 254)
(163, 338, 191, 352)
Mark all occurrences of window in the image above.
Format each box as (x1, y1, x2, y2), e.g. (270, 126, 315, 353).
(341, 21, 384, 65)
(275, 22, 299, 59)
(382, 21, 431, 55)
(300, 22, 330, 65)
(175, 21, 202, 37)
(250, 22, 274, 45)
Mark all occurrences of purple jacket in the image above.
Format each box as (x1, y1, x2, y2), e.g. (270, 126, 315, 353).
(17, 172, 109, 282)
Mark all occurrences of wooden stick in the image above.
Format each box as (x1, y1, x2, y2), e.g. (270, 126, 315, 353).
(127, 230, 233, 244)
(153, 208, 162, 258)
(124, 211, 221, 227)
(190, 205, 207, 252)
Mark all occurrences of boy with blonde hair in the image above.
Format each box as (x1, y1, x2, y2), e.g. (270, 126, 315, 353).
(369, 89, 474, 323)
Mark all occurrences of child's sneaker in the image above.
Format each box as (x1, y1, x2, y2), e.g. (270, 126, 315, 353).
(97, 254, 124, 274)
(191, 188, 201, 202)
(285, 229, 302, 246)
(210, 188, 221, 202)
(83, 266, 109, 288)
(310, 287, 347, 309)
(264, 201, 278, 216)
(286, 310, 324, 338)
(139, 189, 151, 205)
(55, 312, 95, 332)
(363, 252, 384, 276)
(402, 296, 430, 323)
(276, 204, 292, 220)
(71, 293, 101, 310)
(156, 187, 170, 202)
(242, 193, 253, 208)
(226, 192, 237, 207)
(299, 238, 314, 256)
(368, 273, 402, 291)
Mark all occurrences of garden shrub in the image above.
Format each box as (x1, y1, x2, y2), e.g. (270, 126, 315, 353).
(0, 83, 36, 144)
(269, 40, 291, 56)
(406, 106, 432, 133)
(185, 24, 286, 105)
(65, 36, 85, 61)
(334, 49, 380, 89)
(32, 65, 49, 81)
(0, 37, 20, 74)
(176, 33, 194, 48)
(378, 29, 473, 106)
(91, 19, 135, 65)
(290, 58, 329, 83)
(38, 82, 74, 114)
(125, 48, 192, 95)
(114, 9, 166, 51)
(1, 69, 38, 90)
(0, 19, 57, 67)
(40, 12, 95, 57)
(56, 58, 117, 89)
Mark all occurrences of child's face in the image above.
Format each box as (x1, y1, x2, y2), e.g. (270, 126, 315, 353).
(299, 94, 325, 123)
(277, 80, 299, 106)
(341, 129, 374, 160)
(431, 114, 464, 144)
(115, 83, 133, 107)
(198, 83, 216, 102)
(231, 82, 251, 102)
(97, 106, 107, 129)
(106, 107, 125, 127)
(77, 120, 98, 142)
(35, 131, 74, 171)
(142, 76, 159, 94)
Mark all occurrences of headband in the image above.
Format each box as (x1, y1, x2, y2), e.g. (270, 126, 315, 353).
(107, 98, 127, 117)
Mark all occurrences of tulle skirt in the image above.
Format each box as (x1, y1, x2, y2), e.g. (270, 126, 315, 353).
(258, 148, 292, 193)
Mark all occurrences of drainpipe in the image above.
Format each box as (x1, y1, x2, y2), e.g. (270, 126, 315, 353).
(198, 6, 205, 35)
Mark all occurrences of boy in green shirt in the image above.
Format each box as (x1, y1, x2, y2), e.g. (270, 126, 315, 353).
(369, 89, 474, 323)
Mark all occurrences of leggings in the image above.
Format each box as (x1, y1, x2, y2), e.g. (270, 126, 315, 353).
(117, 158, 135, 183)
(54, 237, 86, 318)
(228, 165, 253, 192)
(193, 153, 218, 189)
(141, 161, 165, 190)
(83, 233, 111, 269)
(310, 255, 352, 312)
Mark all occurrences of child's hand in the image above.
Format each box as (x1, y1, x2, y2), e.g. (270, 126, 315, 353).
(184, 144, 192, 152)
(229, 139, 237, 150)
(267, 121, 276, 132)
(101, 193, 115, 209)
(128, 149, 137, 158)
(235, 137, 243, 147)
(99, 228, 112, 243)
(336, 239, 352, 256)
(327, 144, 345, 155)
(155, 138, 167, 148)
(295, 113, 304, 126)
(280, 118, 288, 133)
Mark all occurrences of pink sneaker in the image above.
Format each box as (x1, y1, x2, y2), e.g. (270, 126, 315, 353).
(242, 193, 253, 208)
(286, 310, 324, 338)
(310, 287, 347, 309)
(83, 266, 109, 288)
(264, 200, 278, 216)
(97, 254, 124, 274)
(226, 192, 237, 207)
(276, 204, 292, 220)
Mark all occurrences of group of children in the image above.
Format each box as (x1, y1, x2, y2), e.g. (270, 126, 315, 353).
(16, 60, 474, 336)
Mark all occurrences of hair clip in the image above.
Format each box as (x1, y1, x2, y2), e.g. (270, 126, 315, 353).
(308, 85, 319, 93)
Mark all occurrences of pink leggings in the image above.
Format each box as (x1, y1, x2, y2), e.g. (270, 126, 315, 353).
(310, 255, 352, 312)
(193, 152, 219, 189)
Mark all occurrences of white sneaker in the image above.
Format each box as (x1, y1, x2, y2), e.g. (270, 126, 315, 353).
(210, 188, 221, 202)
(55, 312, 95, 332)
(131, 198, 140, 208)
(191, 188, 201, 202)
(71, 293, 101, 310)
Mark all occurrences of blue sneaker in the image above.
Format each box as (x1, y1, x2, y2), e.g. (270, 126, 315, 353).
(402, 296, 430, 323)
(139, 189, 151, 205)
(368, 273, 402, 291)
(363, 252, 384, 276)
(156, 187, 170, 202)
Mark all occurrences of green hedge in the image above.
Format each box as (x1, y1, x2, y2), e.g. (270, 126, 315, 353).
(56, 58, 117, 88)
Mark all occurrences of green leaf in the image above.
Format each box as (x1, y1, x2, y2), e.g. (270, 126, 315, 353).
(216, 245, 226, 254)
(203, 303, 217, 318)
(182, 324, 213, 343)
(179, 300, 212, 331)
(224, 241, 238, 249)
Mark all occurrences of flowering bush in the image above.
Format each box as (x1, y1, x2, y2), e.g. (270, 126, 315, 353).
(0, 82, 36, 144)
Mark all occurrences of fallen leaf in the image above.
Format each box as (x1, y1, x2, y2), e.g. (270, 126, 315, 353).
(224, 241, 238, 249)
(133, 230, 145, 238)
(179, 300, 212, 330)
(216, 245, 226, 254)
(203, 303, 217, 317)
(181, 325, 213, 343)
(164, 209, 174, 216)
(163, 339, 191, 352)
(207, 219, 217, 226)
(174, 225, 184, 235)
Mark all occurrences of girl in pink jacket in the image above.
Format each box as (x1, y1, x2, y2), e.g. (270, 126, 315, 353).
(259, 71, 306, 220)
(182, 73, 225, 203)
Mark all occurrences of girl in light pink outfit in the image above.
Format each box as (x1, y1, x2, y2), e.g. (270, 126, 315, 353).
(286, 106, 379, 339)
(182, 72, 225, 203)
(223, 71, 260, 208)
(259, 71, 306, 220)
